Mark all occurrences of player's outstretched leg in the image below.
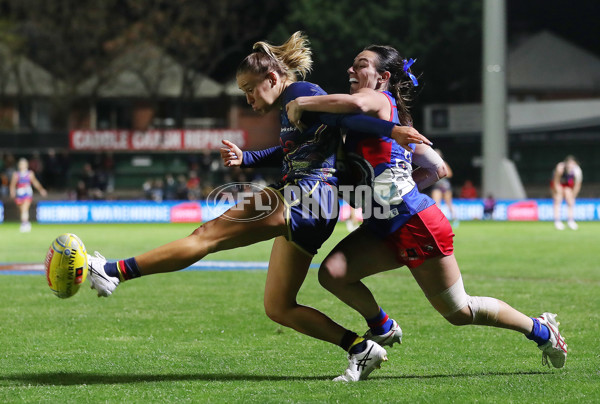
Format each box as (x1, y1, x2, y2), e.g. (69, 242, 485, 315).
(413, 255, 568, 368)
(87, 188, 286, 297)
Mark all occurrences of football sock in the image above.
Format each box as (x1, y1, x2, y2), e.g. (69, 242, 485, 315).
(366, 307, 393, 335)
(104, 258, 142, 281)
(339, 330, 368, 354)
(526, 317, 550, 346)
(348, 337, 367, 354)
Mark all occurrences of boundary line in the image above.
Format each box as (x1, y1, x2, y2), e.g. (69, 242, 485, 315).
(0, 261, 321, 275)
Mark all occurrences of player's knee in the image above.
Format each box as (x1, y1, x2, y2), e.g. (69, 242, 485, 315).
(264, 306, 283, 325)
(443, 306, 472, 326)
(263, 301, 289, 326)
(190, 221, 220, 253)
(317, 266, 334, 291)
(318, 253, 348, 290)
(320, 252, 348, 280)
(431, 277, 499, 326)
(441, 296, 500, 326)
(467, 296, 500, 325)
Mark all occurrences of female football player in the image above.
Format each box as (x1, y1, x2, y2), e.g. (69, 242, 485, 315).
(285, 44, 567, 378)
(551, 155, 582, 230)
(87, 32, 431, 381)
(9, 157, 47, 232)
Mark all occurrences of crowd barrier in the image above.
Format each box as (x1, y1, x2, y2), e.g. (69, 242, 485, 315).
(1, 199, 599, 224)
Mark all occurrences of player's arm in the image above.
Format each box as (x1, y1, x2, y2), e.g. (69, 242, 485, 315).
(284, 82, 430, 149)
(287, 88, 387, 123)
(317, 112, 431, 151)
(242, 146, 283, 168)
(220, 139, 244, 167)
(220, 139, 283, 168)
(29, 171, 47, 197)
(443, 161, 454, 178)
(9, 172, 17, 199)
(412, 144, 447, 191)
(573, 166, 583, 197)
(552, 164, 563, 189)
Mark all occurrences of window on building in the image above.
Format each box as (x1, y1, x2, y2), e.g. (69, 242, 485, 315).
(96, 100, 132, 129)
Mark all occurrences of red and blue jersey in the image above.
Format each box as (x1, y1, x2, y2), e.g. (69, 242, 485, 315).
(15, 170, 33, 200)
(344, 91, 434, 237)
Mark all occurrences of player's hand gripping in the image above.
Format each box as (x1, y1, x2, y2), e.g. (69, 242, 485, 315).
(286, 100, 306, 131)
(220, 139, 243, 167)
(391, 126, 432, 151)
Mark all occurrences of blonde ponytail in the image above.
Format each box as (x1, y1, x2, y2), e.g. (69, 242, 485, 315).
(238, 31, 312, 82)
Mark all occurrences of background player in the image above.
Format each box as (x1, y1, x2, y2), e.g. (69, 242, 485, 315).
(430, 148, 458, 226)
(551, 155, 582, 230)
(9, 157, 47, 232)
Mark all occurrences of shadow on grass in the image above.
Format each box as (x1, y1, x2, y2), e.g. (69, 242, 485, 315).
(1, 370, 548, 385)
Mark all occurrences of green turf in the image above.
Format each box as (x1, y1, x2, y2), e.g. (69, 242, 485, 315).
(1, 221, 599, 403)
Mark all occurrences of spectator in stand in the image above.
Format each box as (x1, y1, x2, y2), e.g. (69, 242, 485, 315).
(80, 163, 105, 200)
(101, 152, 116, 193)
(198, 150, 212, 173)
(75, 180, 88, 200)
(0, 152, 8, 198)
(460, 179, 478, 199)
(0, 171, 8, 199)
(2, 153, 16, 199)
(3, 153, 16, 178)
(176, 174, 189, 200)
(43, 149, 62, 190)
(163, 173, 177, 200)
(150, 178, 164, 202)
(28, 151, 44, 179)
(142, 178, 153, 200)
(58, 150, 72, 189)
(186, 170, 202, 200)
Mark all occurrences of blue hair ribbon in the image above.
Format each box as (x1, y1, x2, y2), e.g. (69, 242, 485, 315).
(403, 58, 419, 86)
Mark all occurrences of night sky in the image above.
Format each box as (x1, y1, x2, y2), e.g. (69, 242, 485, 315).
(507, 0, 600, 56)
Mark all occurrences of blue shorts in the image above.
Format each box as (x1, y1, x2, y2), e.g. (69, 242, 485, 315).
(270, 179, 338, 255)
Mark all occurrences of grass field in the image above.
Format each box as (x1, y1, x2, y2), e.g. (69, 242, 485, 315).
(1, 221, 599, 403)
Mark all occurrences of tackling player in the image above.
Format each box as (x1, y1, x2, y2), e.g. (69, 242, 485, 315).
(286, 44, 568, 379)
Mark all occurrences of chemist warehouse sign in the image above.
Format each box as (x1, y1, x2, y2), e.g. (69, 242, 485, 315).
(70, 129, 247, 151)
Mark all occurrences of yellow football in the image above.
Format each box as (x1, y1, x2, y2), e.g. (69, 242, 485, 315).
(44, 233, 88, 299)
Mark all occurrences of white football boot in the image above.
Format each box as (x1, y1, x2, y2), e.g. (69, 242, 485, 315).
(87, 252, 119, 297)
(333, 340, 388, 382)
(567, 220, 578, 230)
(20, 222, 32, 233)
(363, 319, 403, 348)
(554, 221, 565, 230)
(537, 312, 567, 368)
